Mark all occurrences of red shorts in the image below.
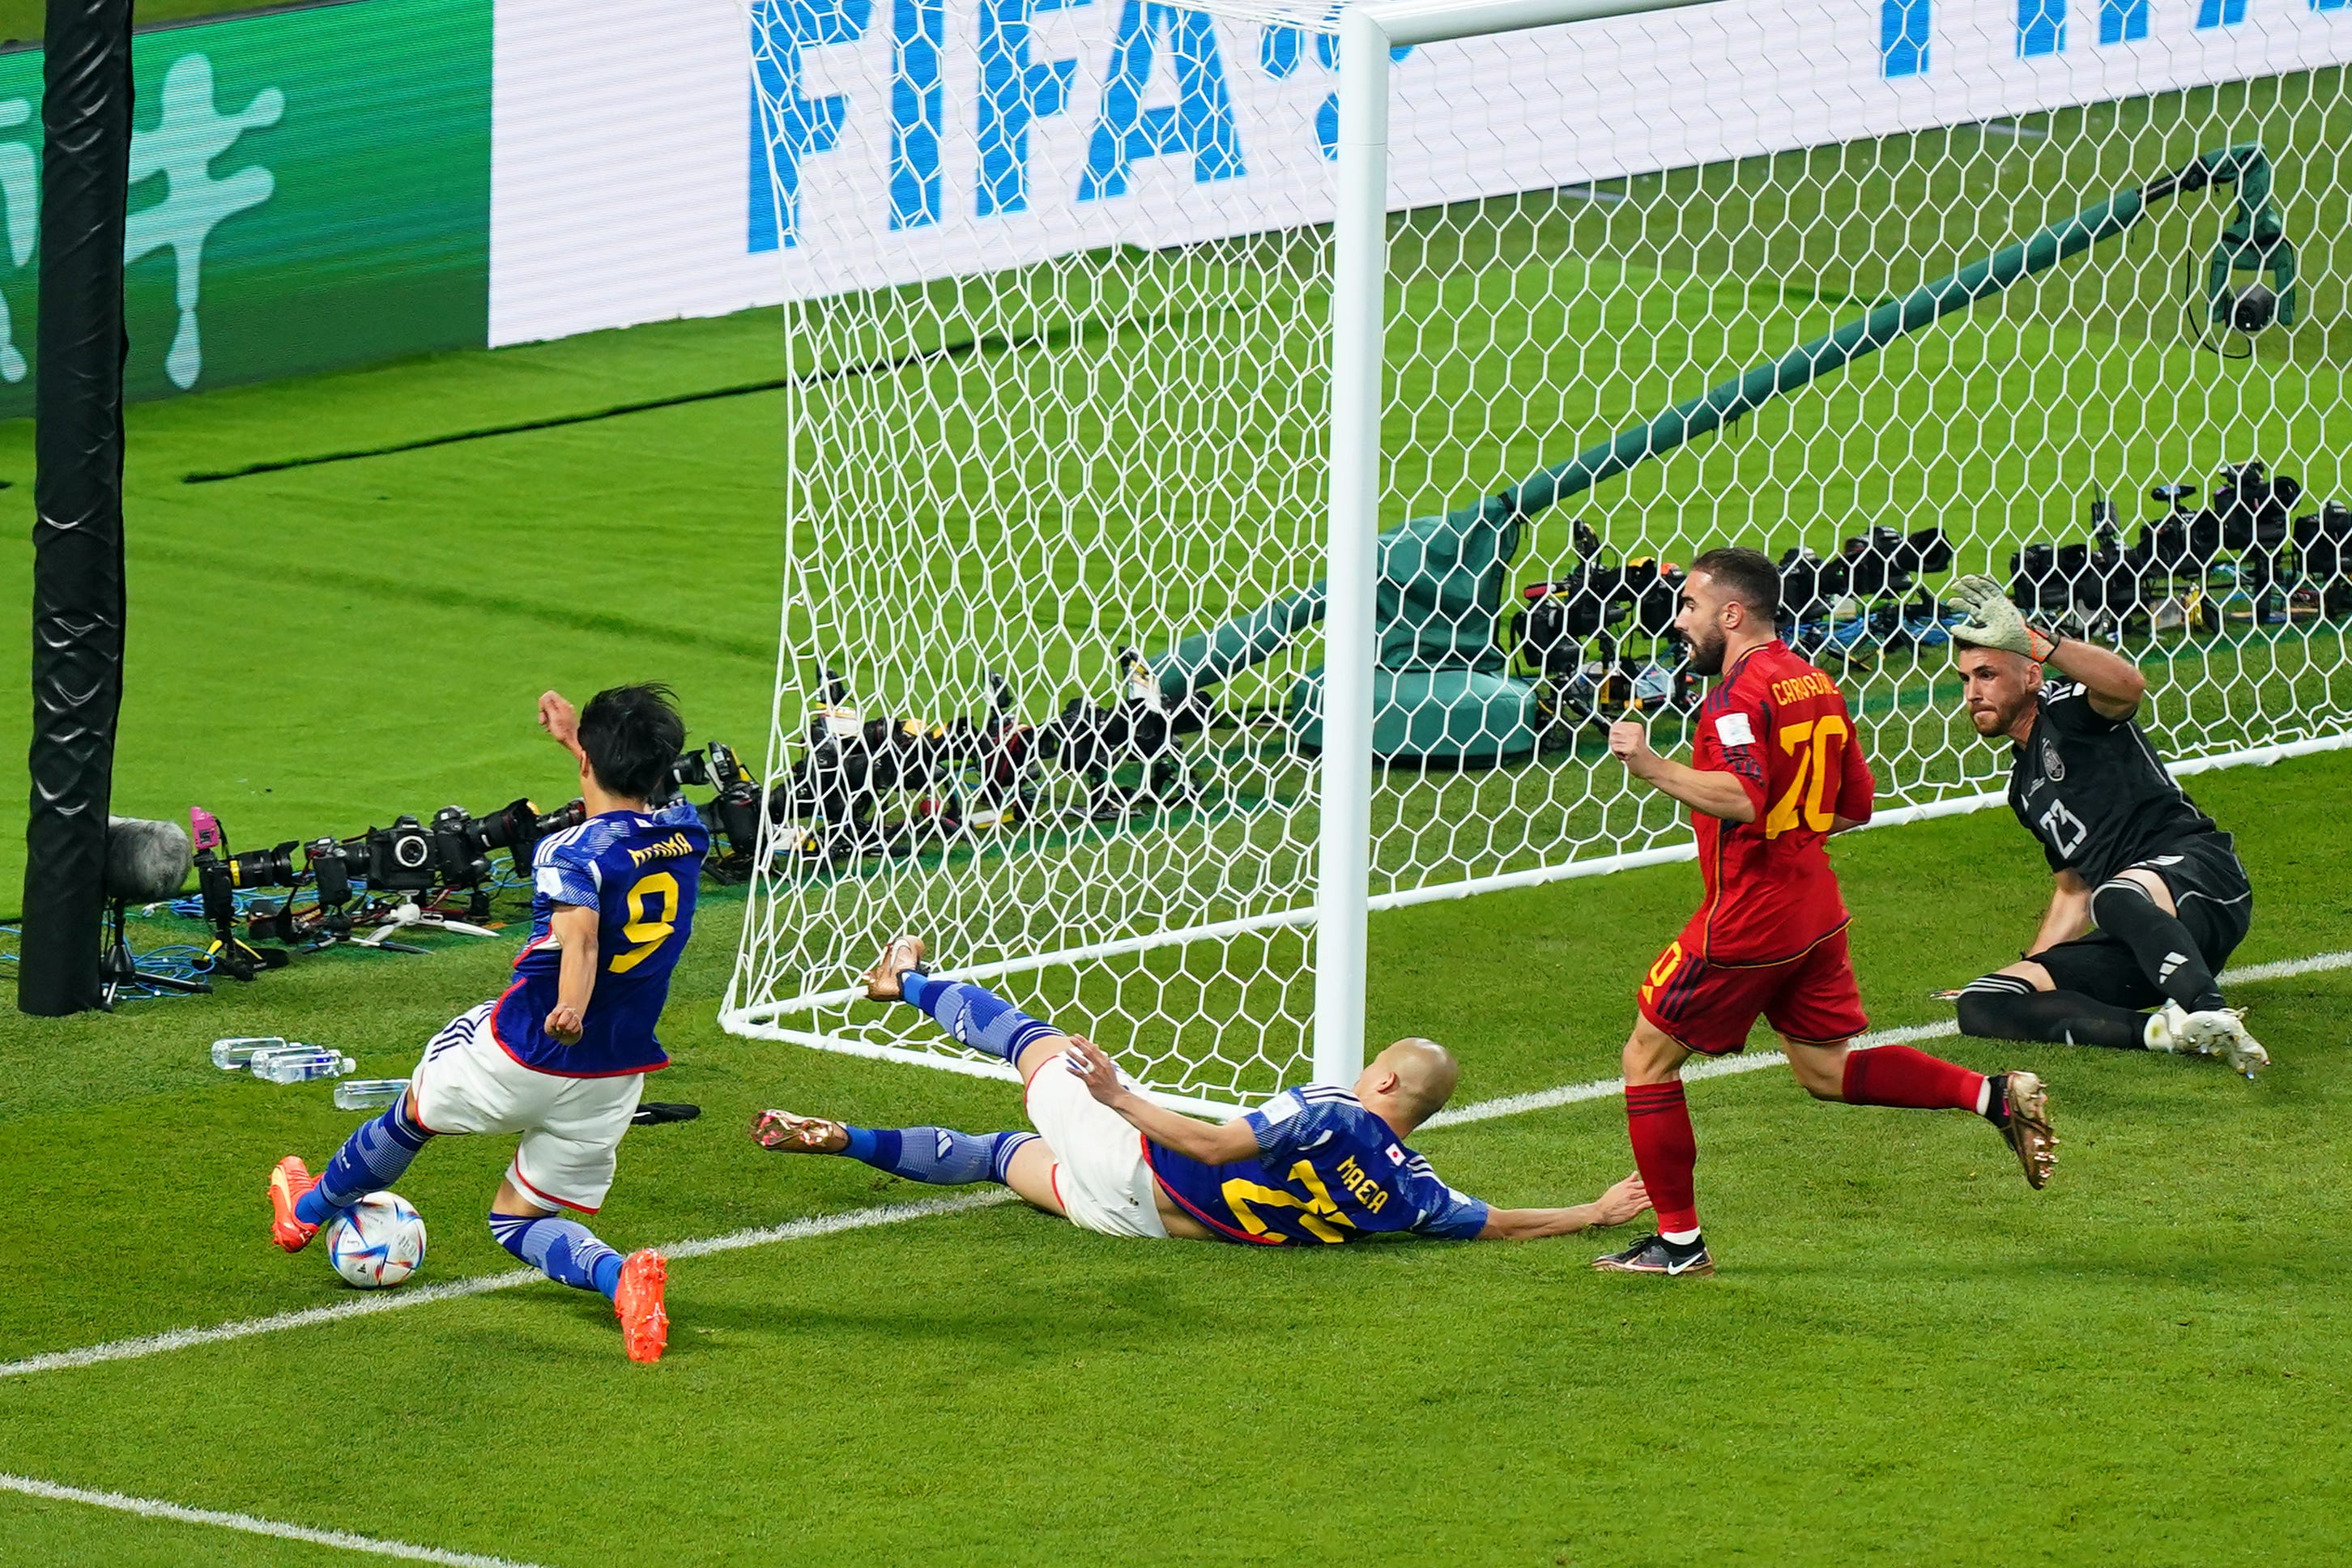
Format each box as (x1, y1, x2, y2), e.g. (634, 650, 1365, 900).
(1636, 922, 1867, 1056)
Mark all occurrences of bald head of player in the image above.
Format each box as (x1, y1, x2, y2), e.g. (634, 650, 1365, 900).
(1954, 644, 2043, 743)
(1353, 1036, 1460, 1134)
(1674, 548, 1781, 676)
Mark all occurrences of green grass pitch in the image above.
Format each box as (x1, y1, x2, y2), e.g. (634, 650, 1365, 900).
(1, 758, 2348, 1563)
(2, 67, 2350, 1562)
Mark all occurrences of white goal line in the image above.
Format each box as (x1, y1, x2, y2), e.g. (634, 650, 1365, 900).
(7, 947, 2344, 1387)
(0, 1472, 553, 1568)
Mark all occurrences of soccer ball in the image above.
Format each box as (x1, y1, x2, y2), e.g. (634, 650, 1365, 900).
(325, 1192, 428, 1289)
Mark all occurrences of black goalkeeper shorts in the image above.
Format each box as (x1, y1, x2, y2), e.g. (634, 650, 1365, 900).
(2030, 835, 2253, 1008)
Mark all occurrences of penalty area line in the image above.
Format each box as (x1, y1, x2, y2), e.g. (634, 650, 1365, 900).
(4, 949, 2344, 1382)
(0, 1472, 552, 1568)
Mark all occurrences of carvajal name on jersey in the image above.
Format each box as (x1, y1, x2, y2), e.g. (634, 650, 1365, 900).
(1771, 671, 1838, 705)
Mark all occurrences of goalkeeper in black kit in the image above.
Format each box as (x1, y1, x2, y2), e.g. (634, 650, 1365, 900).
(1942, 575, 2267, 1077)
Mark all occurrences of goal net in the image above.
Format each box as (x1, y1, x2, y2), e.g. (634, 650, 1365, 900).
(723, 0, 2352, 1110)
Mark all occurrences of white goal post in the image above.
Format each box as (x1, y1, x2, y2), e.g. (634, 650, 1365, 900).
(723, 0, 2352, 1111)
(1317, 0, 1722, 1087)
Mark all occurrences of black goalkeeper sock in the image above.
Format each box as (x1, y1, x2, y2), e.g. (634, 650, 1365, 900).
(1956, 974, 2148, 1050)
(2091, 880, 2226, 1012)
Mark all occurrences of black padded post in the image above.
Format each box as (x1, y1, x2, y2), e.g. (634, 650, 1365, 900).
(22, 0, 134, 1016)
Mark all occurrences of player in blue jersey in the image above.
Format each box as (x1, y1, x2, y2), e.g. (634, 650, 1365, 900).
(268, 685, 707, 1362)
(751, 935, 1649, 1245)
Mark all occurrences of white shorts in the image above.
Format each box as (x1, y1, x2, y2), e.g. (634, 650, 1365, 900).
(407, 1002, 646, 1214)
(1024, 1058, 1168, 1240)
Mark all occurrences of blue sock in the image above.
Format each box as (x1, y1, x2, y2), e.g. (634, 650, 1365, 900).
(897, 974, 1059, 1065)
(838, 1126, 1037, 1187)
(489, 1212, 624, 1300)
(300, 1097, 433, 1223)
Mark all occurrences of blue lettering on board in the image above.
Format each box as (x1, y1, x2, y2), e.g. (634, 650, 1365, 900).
(978, 0, 1093, 217)
(1262, 22, 1409, 159)
(2017, 0, 2066, 55)
(749, 0, 873, 252)
(1880, 0, 1931, 76)
(1078, 0, 1243, 200)
(892, 0, 944, 228)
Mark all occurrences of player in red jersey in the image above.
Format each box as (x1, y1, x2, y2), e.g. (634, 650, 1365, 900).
(1591, 548, 2057, 1277)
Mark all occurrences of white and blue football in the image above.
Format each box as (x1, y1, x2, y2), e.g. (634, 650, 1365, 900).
(325, 1191, 428, 1289)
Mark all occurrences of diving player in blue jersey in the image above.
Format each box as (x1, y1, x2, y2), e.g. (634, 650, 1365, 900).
(752, 935, 1649, 1245)
(269, 685, 706, 1361)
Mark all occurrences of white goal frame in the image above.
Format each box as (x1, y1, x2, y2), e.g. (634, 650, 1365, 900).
(1314, 0, 1719, 1085)
(720, 0, 2352, 1114)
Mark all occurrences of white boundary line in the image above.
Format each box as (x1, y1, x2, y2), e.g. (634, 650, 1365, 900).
(1425, 948, 2352, 1129)
(0, 1472, 552, 1567)
(722, 731, 2352, 1093)
(5, 948, 2345, 1384)
(0, 1191, 1008, 1381)
(1421, 1016, 1962, 1129)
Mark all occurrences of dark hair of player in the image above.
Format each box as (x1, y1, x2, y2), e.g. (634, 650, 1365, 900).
(578, 684, 687, 801)
(1690, 546, 1779, 620)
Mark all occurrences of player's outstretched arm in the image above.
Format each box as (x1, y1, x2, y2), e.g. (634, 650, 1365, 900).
(2043, 637, 2148, 721)
(539, 689, 587, 764)
(1606, 719, 1758, 823)
(1475, 1174, 1650, 1241)
(1064, 1037, 1258, 1164)
(1948, 575, 2144, 719)
(545, 903, 597, 1044)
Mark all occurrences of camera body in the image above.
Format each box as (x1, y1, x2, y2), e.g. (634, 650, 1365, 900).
(354, 815, 437, 894)
(770, 684, 952, 854)
(1512, 556, 1681, 680)
(2293, 500, 2352, 619)
(1840, 526, 1954, 600)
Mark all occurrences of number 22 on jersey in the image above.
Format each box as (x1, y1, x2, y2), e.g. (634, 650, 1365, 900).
(1763, 714, 1851, 839)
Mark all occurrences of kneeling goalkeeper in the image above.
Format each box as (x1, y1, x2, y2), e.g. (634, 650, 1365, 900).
(752, 935, 1649, 1246)
(1944, 575, 2265, 1076)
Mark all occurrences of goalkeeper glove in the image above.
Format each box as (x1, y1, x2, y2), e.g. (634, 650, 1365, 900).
(1945, 574, 2058, 662)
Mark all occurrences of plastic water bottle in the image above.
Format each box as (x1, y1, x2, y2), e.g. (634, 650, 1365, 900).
(212, 1036, 288, 1070)
(334, 1079, 409, 1111)
(250, 1046, 356, 1084)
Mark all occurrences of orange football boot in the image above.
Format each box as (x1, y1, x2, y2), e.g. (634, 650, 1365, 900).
(269, 1156, 322, 1252)
(614, 1249, 669, 1363)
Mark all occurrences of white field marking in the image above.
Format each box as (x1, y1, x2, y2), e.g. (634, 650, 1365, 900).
(1421, 1016, 1957, 1129)
(6, 949, 2346, 1381)
(0, 1191, 1008, 1381)
(0, 1472, 552, 1567)
(1419, 947, 2352, 1131)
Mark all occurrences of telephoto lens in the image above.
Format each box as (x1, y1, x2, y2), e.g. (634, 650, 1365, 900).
(471, 798, 537, 854)
(667, 746, 714, 793)
(228, 842, 300, 888)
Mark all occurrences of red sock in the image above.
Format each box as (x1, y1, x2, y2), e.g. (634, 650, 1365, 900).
(1841, 1045, 1985, 1111)
(1624, 1080, 1698, 1234)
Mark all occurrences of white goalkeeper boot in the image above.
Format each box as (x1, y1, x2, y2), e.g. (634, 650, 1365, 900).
(2142, 1002, 2196, 1055)
(2180, 1008, 2269, 1080)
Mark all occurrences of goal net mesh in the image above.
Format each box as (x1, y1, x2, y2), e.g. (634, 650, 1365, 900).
(724, 0, 2352, 1107)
